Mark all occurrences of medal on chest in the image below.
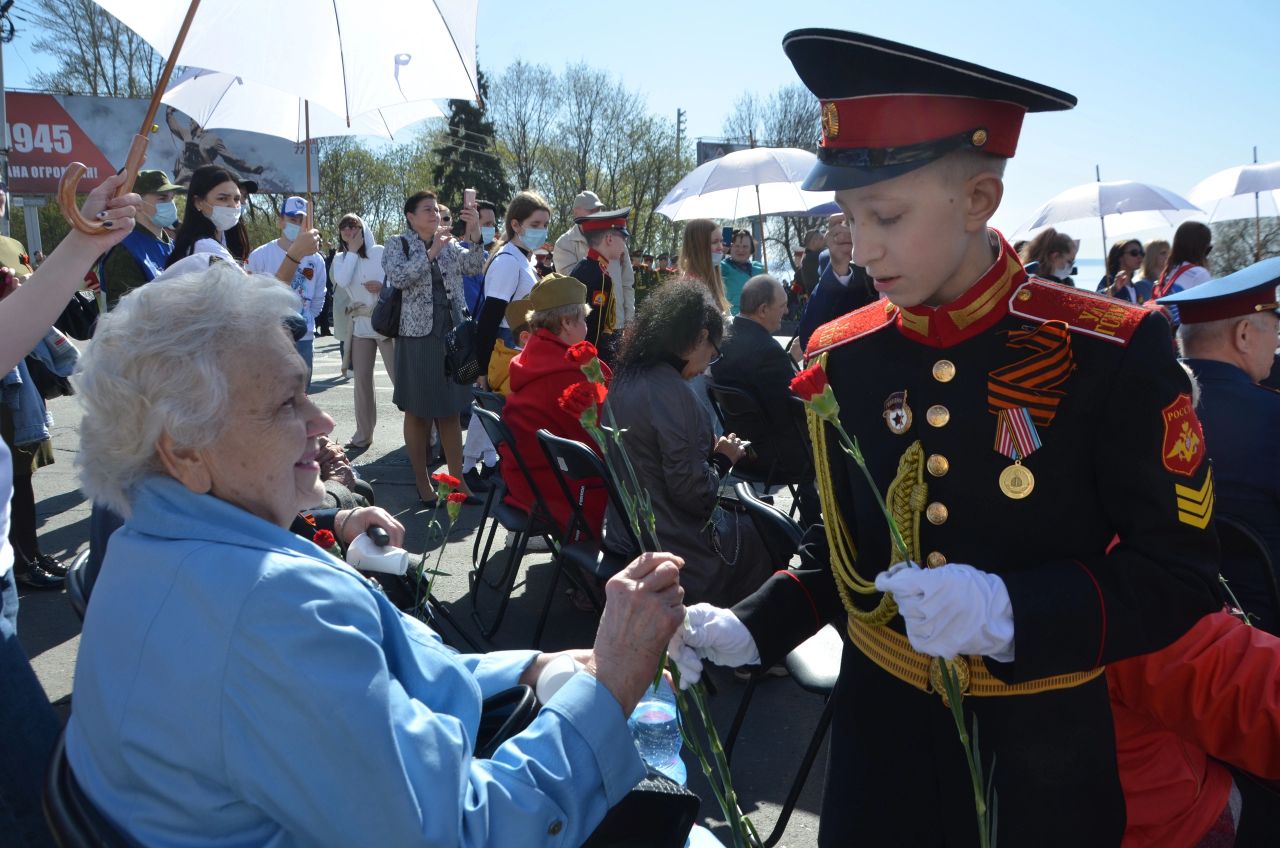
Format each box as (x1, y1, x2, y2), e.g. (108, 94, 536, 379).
(993, 407, 1041, 499)
(882, 390, 912, 434)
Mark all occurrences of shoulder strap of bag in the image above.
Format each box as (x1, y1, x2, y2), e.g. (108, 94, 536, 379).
(400, 236, 410, 258)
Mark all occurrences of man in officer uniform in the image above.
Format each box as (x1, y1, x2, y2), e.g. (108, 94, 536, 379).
(1161, 259, 1280, 632)
(567, 208, 630, 362)
(672, 30, 1220, 847)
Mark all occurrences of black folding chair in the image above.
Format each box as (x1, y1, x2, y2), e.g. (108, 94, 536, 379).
(65, 549, 91, 622)
(731, 482, 804, 568)
(706, 383, 813, 515)
(535, 430, 632, 646)
(470, 390, 508, 568)
(468, 406, 562, 639)
(724, 625, 841, 848)
(44, 731, 131, 848)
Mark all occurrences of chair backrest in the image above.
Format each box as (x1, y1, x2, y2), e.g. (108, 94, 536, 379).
(536, 429, 645, 554)
(66, 550, 90, 622)
(733, 482, 803, 566)
(472, 388, 506, 414)
(708, 382, 813, 484)
(1215, 514, 1280, 629)
(43, 731, 131, 848)
(472, 404, 557, 528)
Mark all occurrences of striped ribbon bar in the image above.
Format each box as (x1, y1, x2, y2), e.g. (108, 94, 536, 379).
(988, 320, 1074, 426)
(994, 407, 1043, 461)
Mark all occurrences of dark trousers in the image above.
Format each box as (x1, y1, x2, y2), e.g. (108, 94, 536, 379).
(0, 570, 59, 846)
(818, 644, 1125, 847)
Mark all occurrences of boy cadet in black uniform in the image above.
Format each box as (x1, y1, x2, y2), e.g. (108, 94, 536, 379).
(567, 208, 630, 361)
(670, 30, 1220, 846)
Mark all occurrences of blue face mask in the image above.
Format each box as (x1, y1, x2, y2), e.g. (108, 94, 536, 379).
(283, 222, 302, 241)
(519, 227, 548, 251)
(152, 200, 178, 228)
(480, 225, 497, 245)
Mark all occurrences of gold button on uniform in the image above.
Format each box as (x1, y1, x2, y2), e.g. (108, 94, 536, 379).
(926, 502, 949, 525)
(926, 405, 950, 427)
(926, 551, 947, 568)
(932, 360, 956, 382)
(926, 454, 950, 477)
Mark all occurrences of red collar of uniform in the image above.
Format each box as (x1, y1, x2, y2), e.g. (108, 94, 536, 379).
(586, 248, 609, 271)
(895, 230, 1027, 347)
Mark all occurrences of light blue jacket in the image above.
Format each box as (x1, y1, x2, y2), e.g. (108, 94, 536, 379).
(67, 475, 645, 847)
(0, 332, 72, 446)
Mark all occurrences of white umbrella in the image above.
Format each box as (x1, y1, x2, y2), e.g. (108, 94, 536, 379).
(656, 147, 834, 264)
(1187, 158, 1280, 260)
(162, 69, 444, 143)
(1014, 179, 1203, 244)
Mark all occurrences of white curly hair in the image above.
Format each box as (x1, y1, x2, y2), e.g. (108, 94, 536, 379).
(75, 263, 300, 516)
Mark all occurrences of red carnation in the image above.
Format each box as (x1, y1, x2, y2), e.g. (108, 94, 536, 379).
(446, 492, 468, 504)
(312, 529, 337, 549)
(431, 472, 462, 489)
(565, 341, 599, 365)
(558, 380, 607, 419)
(790, 364, 830, 403)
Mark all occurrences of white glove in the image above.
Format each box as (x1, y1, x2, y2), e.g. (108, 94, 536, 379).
(874, 563, 1015, 661)
(666, 603, 761, 690)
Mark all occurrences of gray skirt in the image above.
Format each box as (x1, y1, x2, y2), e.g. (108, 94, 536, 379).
(392, 333, 472, 419)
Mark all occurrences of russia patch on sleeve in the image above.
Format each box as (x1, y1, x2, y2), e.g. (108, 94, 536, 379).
(1161, 393, 1205, 477)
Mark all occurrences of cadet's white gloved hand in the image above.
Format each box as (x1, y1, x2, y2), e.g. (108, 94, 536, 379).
(874, 563, 1015, 661)
(666, 603, 761, 689)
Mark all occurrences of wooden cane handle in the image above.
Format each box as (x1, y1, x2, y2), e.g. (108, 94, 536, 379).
(56, 134, 150, 235)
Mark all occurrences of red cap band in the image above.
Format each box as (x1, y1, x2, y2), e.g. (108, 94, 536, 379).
(579, 218, 627, 233)
(820, 94, 1026, 157)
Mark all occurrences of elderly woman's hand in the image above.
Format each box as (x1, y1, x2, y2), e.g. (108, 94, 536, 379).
(586, 551, 685, 715)
(335, 507, 405, 548)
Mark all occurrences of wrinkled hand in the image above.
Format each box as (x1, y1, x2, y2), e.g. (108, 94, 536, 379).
(667, 603, 760, 690)
(714, 433, 748, 464)
(336, 506, 405, 547)
(874, 562, 1015, 661)
(291, 227, 321, 258)
(361, 281, 382, 294)
(588, 551, 686, 714)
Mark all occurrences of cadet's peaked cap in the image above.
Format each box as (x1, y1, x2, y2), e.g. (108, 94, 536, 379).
(505, 298, 533, 329)
(783, 29, 1077, 191)
(1157, 257, 1280, 324)
(575, 207, 631, 238)
(529, 273, 588, 312)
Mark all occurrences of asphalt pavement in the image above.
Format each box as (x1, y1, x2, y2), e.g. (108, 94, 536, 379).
(20, 332, 830, 848)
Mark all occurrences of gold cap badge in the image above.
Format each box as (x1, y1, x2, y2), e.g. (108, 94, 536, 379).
(822, 102, 840, 140)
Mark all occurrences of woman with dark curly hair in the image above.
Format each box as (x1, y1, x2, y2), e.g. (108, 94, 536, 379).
(606, 280, 774, 605)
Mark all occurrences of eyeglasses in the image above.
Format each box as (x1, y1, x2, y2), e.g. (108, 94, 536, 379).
(1125, 248, 1145, 258)
(339, 222, 358, 231)
(708, 340, 722, 367)
(440, 214, 452, 222)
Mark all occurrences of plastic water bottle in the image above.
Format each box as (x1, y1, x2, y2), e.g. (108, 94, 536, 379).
(628, 680, 685, 783)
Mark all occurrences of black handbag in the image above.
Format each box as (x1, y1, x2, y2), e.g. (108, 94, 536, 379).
(370, 236, 409, 338)
(444, 307, 480, 385)
(584, 770, 700, 848)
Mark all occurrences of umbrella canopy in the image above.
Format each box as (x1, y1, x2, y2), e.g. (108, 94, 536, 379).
(1187, 160, 1280, 222)
(92, 0, 478, 120)
(1014, 180, 1203, 239)
(656, 147, 835, 220)
(161, 68, 443, 143)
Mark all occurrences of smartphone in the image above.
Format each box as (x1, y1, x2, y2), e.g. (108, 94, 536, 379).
(463, 188, 476, 208)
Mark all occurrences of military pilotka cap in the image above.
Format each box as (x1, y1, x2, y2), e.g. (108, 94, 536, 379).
(575, 207, 631, 239)
(134, 170, 185, 195)
(1157, 257, 1280, 323)
(782, 29, 1077, 191)
(505, 298, 533, 329)
(529, 273, 588, 312)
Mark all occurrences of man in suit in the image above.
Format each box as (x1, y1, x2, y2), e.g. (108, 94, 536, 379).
(1161, 258, 1280, 632)
(798, 212, 876, 349)
(711, 274, 818, 525)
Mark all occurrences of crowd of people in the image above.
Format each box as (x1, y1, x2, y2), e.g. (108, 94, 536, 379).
(2, 24, 1279, 848)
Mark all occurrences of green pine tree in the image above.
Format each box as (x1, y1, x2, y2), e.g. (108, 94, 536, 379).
(431, 68, 511, 229)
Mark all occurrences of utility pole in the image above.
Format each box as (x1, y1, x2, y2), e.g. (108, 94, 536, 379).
(674, 108, 685, 161)
(0, 1, 12, 237)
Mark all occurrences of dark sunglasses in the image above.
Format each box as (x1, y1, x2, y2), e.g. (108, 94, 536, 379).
(1124, 248, 1145, 258)
(709, 340, 722, 366)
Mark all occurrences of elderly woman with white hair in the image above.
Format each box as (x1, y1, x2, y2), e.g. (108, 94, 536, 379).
(67, 264, 687, 847)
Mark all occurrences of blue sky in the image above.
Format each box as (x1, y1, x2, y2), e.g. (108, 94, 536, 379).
(5, 0, 1278, 262)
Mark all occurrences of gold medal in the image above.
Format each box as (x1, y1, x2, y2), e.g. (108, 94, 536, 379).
(998, 461, 1035, 499)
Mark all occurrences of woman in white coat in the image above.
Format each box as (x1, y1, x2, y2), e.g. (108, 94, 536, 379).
(331, 214, 395, 450)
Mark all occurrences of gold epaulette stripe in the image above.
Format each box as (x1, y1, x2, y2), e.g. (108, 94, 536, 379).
(847, 618, 1105, 697)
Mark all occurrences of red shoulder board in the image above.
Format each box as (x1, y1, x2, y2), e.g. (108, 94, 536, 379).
(1008, 278, 1147, 346)
(806, 299, 896, 359)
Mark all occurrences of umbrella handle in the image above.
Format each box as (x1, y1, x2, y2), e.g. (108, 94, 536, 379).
(57, 134, 149, 235)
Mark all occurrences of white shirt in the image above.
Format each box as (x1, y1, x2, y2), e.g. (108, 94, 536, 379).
(331, 242, 387, 340)
(483, 241, 538, 328)
(193, 238, 238, 265)
(246, 241, 328, 341)
(1167, 262, 1212, 291)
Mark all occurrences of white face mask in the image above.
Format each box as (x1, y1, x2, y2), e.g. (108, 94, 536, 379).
(204, 204, 242, 231)
(1055, 262, 1074, 279)
(711, 250, 725, 265)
